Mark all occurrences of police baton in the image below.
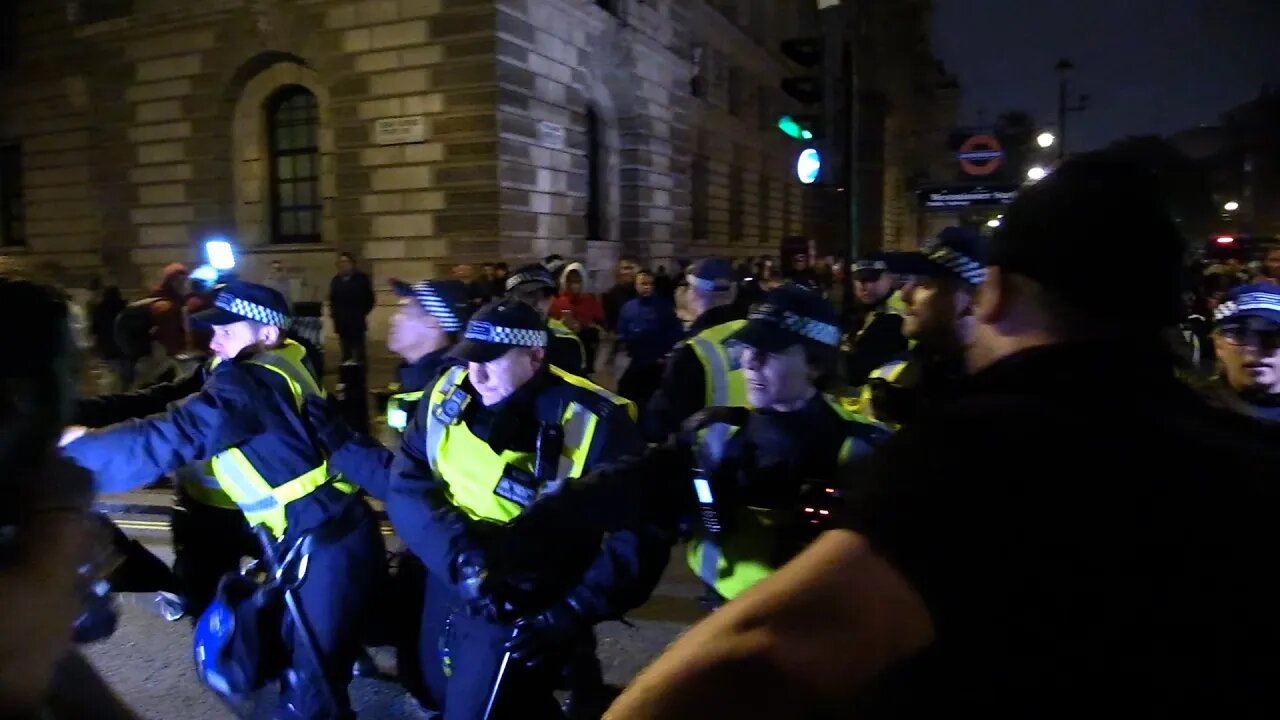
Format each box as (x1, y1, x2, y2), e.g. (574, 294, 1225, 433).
(482, 643, 514, 720)
(252, 526, 341, 716)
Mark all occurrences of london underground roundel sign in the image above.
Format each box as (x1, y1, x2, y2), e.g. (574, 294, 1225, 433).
(796, 148, 821, 185)
(957, 134, 1004, 176)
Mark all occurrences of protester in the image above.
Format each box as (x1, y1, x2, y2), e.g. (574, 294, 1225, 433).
(328, 252, 376, 364)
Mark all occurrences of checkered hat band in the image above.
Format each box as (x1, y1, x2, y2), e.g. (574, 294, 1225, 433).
(214, 293, 290, 329)
(923, 241, 986, 285)
(747, 307, 840, 346)
(687, 275, 731, 292)
(413, 282, 462, 331)
(1214, 301, 1239, 322)
(505, 272, 553, 292)
(464, 321, 547, 347)
(1236, 293, 1280, 314)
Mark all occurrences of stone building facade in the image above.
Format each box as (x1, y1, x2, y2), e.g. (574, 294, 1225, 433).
(0, 0, 830, 332)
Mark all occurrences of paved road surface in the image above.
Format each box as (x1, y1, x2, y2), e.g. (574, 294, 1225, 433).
(82, 529, 702, 719)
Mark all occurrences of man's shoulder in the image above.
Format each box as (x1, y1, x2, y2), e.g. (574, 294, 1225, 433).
(541, 370, 633, 421)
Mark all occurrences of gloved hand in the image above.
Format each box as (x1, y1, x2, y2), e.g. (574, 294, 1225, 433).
(502, 601, 585, 668)
(302, 394, 354, 453)
(450, 521, 514, 620)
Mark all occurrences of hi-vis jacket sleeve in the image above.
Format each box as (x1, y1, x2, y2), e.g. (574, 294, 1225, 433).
(62, 369, 263, 494)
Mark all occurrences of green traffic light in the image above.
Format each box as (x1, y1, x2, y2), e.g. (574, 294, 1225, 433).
(777, 115, 813, 141)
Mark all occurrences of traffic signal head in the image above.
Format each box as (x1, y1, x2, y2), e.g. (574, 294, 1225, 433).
(780, 38, 823, 68)
(777, 115, 817, 141)
(781, 77, 822, 105)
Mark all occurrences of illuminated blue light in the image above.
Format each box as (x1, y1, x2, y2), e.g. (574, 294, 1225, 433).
(796, 148, 821, 185)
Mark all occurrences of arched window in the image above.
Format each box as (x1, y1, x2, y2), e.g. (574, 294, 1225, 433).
(266, 86, 321, 244)
(585, 105, 603, 241)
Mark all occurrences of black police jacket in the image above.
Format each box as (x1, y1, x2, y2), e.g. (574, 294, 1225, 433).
(325, 347, 459, 500)
(497, 391, 891, 563)
(846, 305, 907, 387)
(866, 345, 967, 428)
(74, 365, 212, 428)
(62, 348, 350, 535)
(386, 367, 666, 621)
(643, 303, 746, 442)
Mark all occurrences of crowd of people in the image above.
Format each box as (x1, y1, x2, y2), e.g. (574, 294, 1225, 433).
(5, 149, 1280, 720)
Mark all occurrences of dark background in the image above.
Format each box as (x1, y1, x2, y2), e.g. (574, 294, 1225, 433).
(933, 0, 1280, 150)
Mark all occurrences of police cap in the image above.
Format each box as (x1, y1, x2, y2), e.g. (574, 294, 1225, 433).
(194, 280, 290, 329)
(504, 264, 557, 294)
(883, 226, 986, 286)
(449, 299, 549, 363)
(686, 257, 735, 292)
(1214, 283, 1280, 327)
(728, 282, 841, 353)
(390, 278, 471, 332)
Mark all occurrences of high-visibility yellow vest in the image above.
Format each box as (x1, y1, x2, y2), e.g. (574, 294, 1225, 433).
(209, 341, 353, 538)
(687, 395, 884, 600)
(386, 390, 426, 432)
(548, 318, 586, 371)
(857, 357, 912, 427)
(685, 319, 749, 409)
(420, 365, 633, 523)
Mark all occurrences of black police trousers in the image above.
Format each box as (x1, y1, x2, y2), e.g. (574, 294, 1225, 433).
(420, 572, 565, 720)
(171, 485, 258, 619)
(278, 497, 385, 720)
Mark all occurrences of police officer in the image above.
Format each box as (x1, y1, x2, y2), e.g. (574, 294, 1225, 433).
(858, 227, 985, 427)
(505, 264, 587, 375)
(386, 299, 665, 719)
(844, 258, 908, 386)
(643, 257, 747, 442)
(60, 281, 383, 720)
(313, 277, 472, 499)
(1206, 283, 1280, 421)
(304, 277, 470, 706)
(497, 283, 891, 607)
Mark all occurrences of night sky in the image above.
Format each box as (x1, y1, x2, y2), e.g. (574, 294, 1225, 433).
(932, 0, 1280, 150)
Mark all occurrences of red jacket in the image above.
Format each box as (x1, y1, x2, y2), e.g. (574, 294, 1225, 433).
(549, 292, 604, 328)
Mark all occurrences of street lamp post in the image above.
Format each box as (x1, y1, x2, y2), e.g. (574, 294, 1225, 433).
(1055, 58, 1089, 160)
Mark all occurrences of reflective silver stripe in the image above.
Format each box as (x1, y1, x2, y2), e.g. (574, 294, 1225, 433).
(210, 454, 279, 513)
(176, 461, 221, 489)
(871, 360, 908, 382)
(698, 420, 735, 475)
(699, 540, 723, 586)
(556, 403, 592, 479)
(690, 336, 729, 406)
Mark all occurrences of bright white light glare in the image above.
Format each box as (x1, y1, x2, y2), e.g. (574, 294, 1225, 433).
(1036, 132, 1056, 148)
(1224, 200, 1240, 211)
(1216, 236, 1235, 245)
(987, 218, 1002, 228)
(206, 239, 235, 270)
(796, 148, 822, 185)
(1027, 166, 1048, 181)
(693, 477, 715, 504)
(190, 265, 219, 286)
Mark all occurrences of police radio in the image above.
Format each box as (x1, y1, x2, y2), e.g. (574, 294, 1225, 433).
(692, 467, 725, 537)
